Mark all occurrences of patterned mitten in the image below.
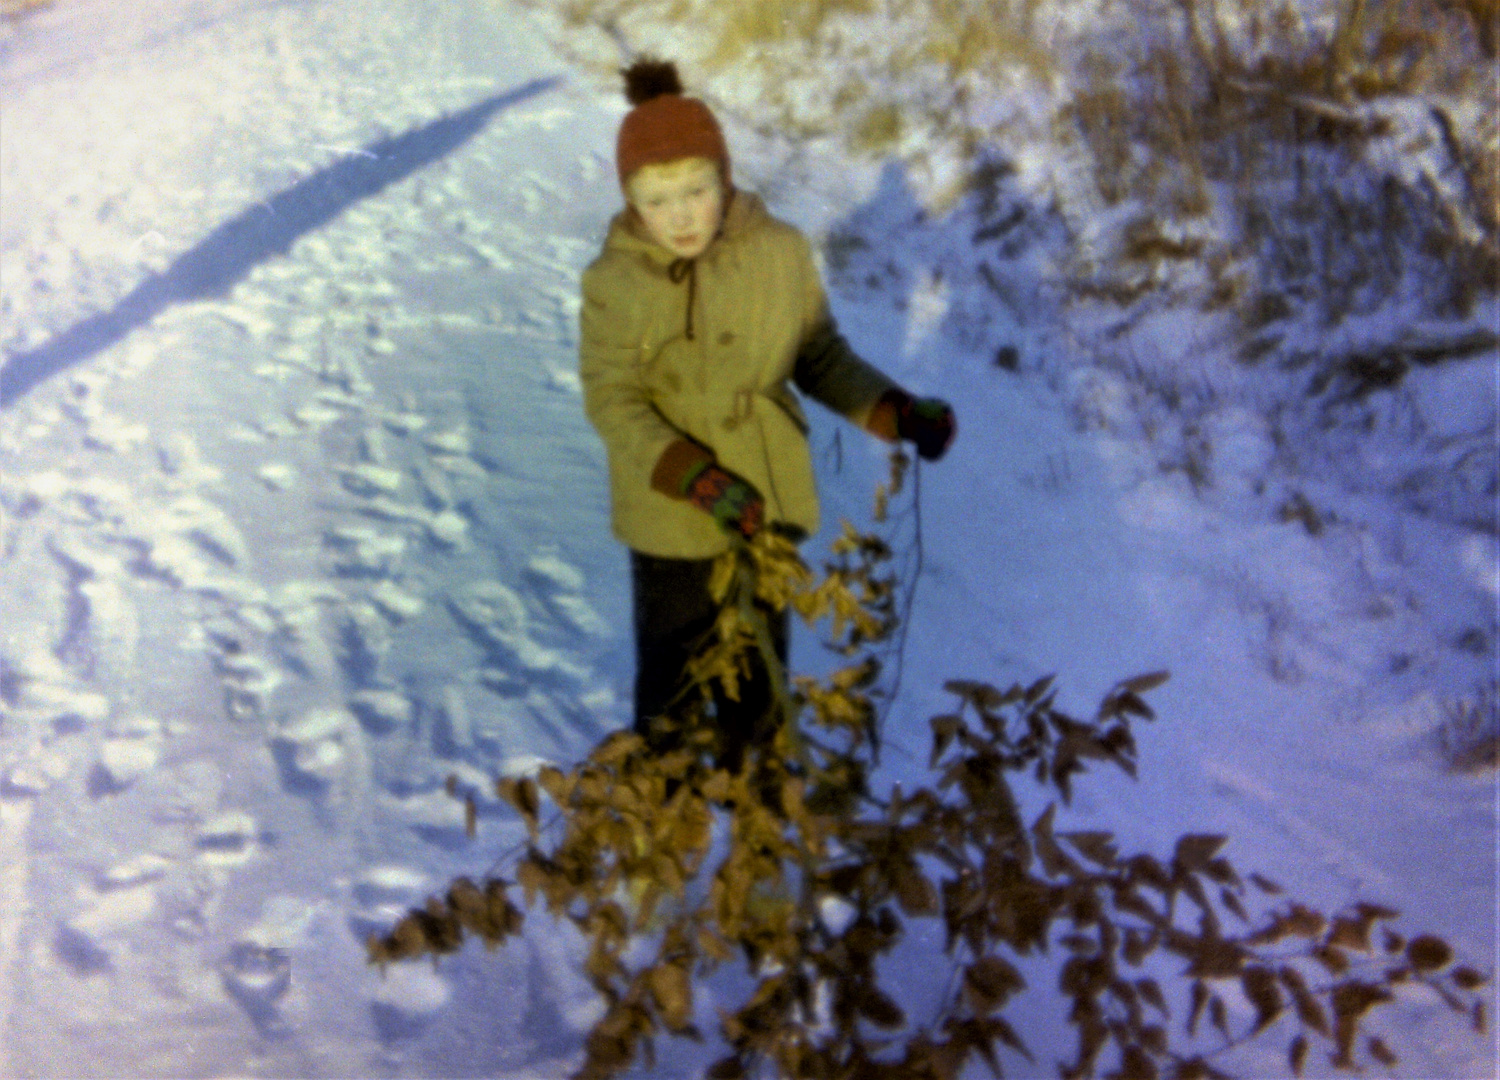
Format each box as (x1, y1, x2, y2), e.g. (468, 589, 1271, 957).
(683, 461, 765, 538)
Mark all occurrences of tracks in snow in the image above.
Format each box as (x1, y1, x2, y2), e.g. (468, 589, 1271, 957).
(0, 0, 623, 1073)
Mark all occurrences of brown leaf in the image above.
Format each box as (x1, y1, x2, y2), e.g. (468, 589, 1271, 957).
(1331, 980, 1393, 1027)
(1122, 928, 1156, 965)
(1313, 944, 1350, 976)
(1136, 978, 1168, 1017)
(1406, 934, 1454, 973)
(1140, 1024, 1169, 1056)
(858, 984, 906, 1029)
(1185, 937, 1247, 979)
(1279, 965, 1330, 1036)
(537, 764, 572, 803)
(978, 1014, 1032, 1061)
(1126, 854, 1172, 892)
(1188, 980, 1209, 1037)
(1368, 1036, 1397, 1067)
(496, 776, 541, 836)
(944, 679, 1003, 709)
(1220, 888, 1248, 922)
(1249, 873, 1283, 894)
(1173, 834, 1228, 872)
(1032, 805, 1077, 877)
(1452, 965, 1488, 990)
(1061, 830, 1118, 867)
(1208, 994, 1229, 1041)
(1289, 1033, 1309, 1077)
(1116, 1044, 1159, 1080)
(963, 956, 1025, 1014)
(894, 858, 939, 916)
(1060, 955, 1111, 999)
(1284, 904, 1327, 938)
(486, 880, 524, 937)
(697, 925, 733, 963)
(929, 714, 964, 766)
(1204, 858, 1240, 887)
(1328, 915, 1372, 952)
(515, 857, 556, 911)
(1121, 670, 1171, 695)
(1241, 966, 1283, 1032)
(646, 963, 694, 1032)
(1114, 692, 1155, 720)
(1024, 674, 1056, 704)
(700, 769, 734, 804)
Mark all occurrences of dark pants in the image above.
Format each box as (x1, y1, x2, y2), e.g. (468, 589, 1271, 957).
(631, 550, 789, 772)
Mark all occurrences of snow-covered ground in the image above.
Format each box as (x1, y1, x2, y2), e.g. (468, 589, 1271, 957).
(0, 1, 1493, 1077)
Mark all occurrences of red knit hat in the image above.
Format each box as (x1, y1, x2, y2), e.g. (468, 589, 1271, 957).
(615, 60, 731, 189)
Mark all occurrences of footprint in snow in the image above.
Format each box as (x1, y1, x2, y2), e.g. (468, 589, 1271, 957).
(525, 552, 608, 640)
(207, 631, 284, 721)
(338, 602, 393, 686)
(325, 524, 407, 577)
(271, 707, 360, 796)
(348, 687, 415, 735)
(56, 883, 159, 976)
(195, 810, 259, 867)
(88, 734, 162, 797)
(370, 963, 451, 1042)
(349, 864, 429, 936)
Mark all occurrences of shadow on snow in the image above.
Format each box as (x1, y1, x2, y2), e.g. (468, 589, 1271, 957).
(0, 76, 562, 409)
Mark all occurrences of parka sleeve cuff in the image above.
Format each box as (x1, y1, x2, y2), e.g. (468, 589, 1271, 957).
(650, 438, 715, 498)
(864, 388, 911, 443)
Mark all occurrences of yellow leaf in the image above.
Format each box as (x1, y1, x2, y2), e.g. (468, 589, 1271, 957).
(497, 776, 541, 837)
(646, 963, 694, 1031)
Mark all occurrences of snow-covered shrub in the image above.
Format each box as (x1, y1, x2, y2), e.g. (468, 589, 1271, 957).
(526, 0, 1069, 206)
(1058, 0, 1497, 331)
(531, 0, 1495, 308)
(1438, 680, 1499, 772)
(528, 0, 1497, 492)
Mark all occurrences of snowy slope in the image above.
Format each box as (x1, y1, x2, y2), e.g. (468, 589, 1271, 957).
(1, 1, 1494, 1078)
(2, 2, 634, 1075)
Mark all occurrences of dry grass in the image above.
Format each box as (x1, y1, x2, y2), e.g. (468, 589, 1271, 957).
(532, 0, 1495, 331)
(1, 0, 54, 19)
(1058, 0, 1498, 329)
(1438, 682, 1500, 773)
(533, 0, 1064, 202)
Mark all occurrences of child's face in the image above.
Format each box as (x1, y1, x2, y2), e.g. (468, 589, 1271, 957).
(627, 157, 724, 260)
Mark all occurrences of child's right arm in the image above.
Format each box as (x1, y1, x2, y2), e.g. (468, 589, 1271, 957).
(578, 265, 683, 496)
(579, 265, 765, 536)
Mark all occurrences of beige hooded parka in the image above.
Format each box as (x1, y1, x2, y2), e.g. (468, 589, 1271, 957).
(579, 190, 897, 559)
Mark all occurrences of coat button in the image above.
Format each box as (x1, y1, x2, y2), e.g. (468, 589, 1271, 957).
(718, 331, 735, 346)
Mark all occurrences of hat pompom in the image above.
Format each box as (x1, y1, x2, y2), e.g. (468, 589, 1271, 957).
(622, 58, 683, 106)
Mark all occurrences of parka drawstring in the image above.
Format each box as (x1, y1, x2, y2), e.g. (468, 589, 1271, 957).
(668, 257, 697, 341)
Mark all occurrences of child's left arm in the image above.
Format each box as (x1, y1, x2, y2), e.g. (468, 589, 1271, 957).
(792, 260, 956, 462)
(792, 306, 898, 423)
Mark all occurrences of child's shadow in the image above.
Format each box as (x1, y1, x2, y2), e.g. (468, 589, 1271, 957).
(820, 156, 1064, 383)
(806, 154, 1065, 499)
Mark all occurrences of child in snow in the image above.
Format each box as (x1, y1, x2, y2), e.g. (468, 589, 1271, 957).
(579, 59, 956, 769)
